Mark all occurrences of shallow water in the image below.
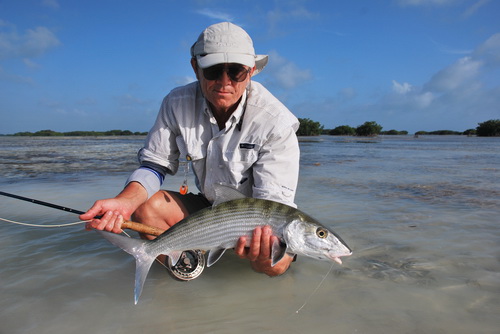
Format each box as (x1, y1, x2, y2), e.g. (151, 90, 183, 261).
(0, 135, 499, 333)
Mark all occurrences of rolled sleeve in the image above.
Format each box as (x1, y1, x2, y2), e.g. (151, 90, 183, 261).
(125, 168, 162, 199)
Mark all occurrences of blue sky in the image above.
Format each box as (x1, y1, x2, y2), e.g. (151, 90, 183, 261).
(0, 0, 499, 134)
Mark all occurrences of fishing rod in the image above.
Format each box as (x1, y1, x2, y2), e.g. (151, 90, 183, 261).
(0, 190, 163, 236)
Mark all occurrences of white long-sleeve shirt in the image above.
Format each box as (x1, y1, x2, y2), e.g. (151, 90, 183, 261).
(127, 81, 300, 207)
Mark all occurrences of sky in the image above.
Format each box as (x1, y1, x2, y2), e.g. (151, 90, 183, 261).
(0, 0, 499, 134)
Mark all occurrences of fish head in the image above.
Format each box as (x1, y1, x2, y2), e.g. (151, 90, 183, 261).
(284, 216, 352, 264)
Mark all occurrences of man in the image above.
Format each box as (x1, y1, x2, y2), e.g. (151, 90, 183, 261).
(81, 22, 300, 276)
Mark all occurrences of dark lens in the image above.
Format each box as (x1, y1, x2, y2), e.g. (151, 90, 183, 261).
(227, 65, 248, 82)
(202, 64, 224, 81)
(202, 64, 249, 82)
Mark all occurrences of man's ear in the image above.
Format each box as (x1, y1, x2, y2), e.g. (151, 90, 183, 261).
(190, 58, 200, 80)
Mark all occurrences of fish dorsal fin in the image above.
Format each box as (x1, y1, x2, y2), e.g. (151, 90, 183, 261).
(206, 248, 227, 267)
(212, 184, 247, 207)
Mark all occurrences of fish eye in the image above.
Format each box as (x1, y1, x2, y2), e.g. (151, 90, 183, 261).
(316, 228, 328, 239)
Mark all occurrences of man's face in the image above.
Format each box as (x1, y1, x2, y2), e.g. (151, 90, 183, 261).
(191, 59, 255, 113)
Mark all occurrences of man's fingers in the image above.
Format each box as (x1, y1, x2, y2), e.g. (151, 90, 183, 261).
(258, 226, 273, 260)
(247, 227, 262, 261)
(79, 201, 103, 221)
(112, 214, 124, 234)
(234, 236, 248, 258)
(85, 211, 124, 233)
(234, 226, 275, 261)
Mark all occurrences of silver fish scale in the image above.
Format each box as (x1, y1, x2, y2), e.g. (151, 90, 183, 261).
(148, 198, 298, 256)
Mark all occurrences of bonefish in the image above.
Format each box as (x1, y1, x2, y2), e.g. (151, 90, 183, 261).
(97, 185, 352, 304)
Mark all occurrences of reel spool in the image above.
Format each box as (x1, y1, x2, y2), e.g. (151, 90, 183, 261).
(166, 250, 205, 281)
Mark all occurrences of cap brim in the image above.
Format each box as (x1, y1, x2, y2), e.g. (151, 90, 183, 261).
(253, 55, 268, 76)
(196, 53, 268, 76)
(196, 53, 254, 68)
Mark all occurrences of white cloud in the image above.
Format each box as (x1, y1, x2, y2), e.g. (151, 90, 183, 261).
(196, 9, 234, 22)
(463, 0, 490, 18)
(42, 0, 60, 10)
(266, 3, 319, 35)
(0, 23, 60, 60)
(473, 32, 500, 66)
(0, 65, 34, 84)
(23, 58, 39, 68)
(115, 94, 152, 108)
(76, 97, 97, 106)
(264, 50, 312, 89)
(415, 91, 434, 108)
(382, 33, 498, 128)
(267, 6, 318, 23)
(424, 56, 482, 92)
(297, 32, 499, 132)
(397, 0, 457, 6)
(338, 87, 357, 101)
(175, 75, 196, 86)
(430, 39, 472, 55)
(392, 80, 413, 94)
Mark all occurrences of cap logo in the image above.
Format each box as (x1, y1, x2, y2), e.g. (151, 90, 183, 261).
(216, 42, 238, 48)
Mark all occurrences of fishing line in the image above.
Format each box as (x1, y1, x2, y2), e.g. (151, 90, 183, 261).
(295, 263, 335, 314)
(1, 190, 169, 272)
(0, 216, 87, 228)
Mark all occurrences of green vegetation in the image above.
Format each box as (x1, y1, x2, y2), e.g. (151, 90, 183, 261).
(355, 121, 383, 137)
(329, 125, 355, 136)
(463, 129, 477, 136)
(11, 129, 148, 137)
(415, 130, 462, 135)
(5, 119, 499, 138)
(380, 129, 409, 135)
(297, 118, 324, 136)
(476, 119, 500, 137)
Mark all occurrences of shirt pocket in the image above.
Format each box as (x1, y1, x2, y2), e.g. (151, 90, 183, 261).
(223, 143, 260, 174)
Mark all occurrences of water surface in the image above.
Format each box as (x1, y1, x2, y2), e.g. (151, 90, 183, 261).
(0, 135, 498, 333)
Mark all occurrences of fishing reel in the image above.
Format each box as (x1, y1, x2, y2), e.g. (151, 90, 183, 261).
(165, 250, 205, 281)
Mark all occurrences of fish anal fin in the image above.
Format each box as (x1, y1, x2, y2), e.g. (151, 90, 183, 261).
(206, 248, 227, 267)
(166, 251, 183, 266)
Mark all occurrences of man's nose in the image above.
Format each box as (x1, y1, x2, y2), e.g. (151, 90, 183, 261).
(217, 69, 232, 84)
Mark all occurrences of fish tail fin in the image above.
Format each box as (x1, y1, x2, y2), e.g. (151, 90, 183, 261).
(95, 230, 157, 304)
(134, 255, 156, 305)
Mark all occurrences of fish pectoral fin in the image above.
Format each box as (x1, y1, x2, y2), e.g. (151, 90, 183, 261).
(166, 251, 184, 266)
(271, 239, 287, 267)
(206, 248, 227, 267)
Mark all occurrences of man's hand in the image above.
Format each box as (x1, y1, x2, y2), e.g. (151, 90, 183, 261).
(234, 225, 294, 277)
(79, 198, 133, 234)
(79, 182, 147, 234)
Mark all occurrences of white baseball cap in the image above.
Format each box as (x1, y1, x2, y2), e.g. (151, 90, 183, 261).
(190, 22, 268, 76)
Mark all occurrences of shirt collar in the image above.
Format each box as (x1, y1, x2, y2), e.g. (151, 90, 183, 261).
(229, 89, 248, 129)
(202, 88, 248, 131)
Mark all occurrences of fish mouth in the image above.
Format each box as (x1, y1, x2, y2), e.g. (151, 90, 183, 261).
(328, 251, 352, 265)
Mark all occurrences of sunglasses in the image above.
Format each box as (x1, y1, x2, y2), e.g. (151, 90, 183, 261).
(201, 64, 250, 82)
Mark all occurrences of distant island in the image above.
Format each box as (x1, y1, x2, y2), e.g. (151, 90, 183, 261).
(4, 129, 148, 137)
(2, 119, 499, 137)
(297, 118, 500, 137)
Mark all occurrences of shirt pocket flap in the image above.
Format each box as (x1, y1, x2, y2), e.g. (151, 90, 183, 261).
(224, 143, 260, 163)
